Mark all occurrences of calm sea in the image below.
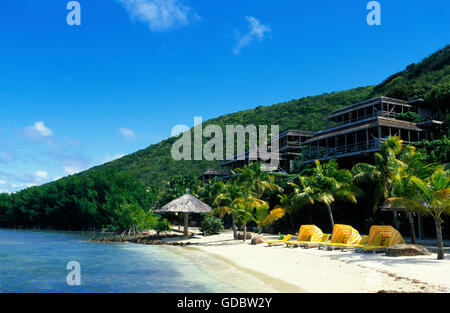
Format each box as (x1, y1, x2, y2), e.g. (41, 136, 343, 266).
(0, 229, 236, 293)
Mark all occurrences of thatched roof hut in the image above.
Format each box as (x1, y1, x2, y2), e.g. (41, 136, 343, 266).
(154, 189, 212, 237)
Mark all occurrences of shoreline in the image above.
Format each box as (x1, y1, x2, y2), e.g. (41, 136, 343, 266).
(160, 229, 450, 293)
(167, 245, 304, 293)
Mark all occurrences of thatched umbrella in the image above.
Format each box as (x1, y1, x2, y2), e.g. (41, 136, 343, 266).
(154, 189, 212, 237)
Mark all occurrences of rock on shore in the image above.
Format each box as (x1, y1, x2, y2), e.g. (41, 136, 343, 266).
(386, 244, 431, 257)
(91, 234, 198, 246)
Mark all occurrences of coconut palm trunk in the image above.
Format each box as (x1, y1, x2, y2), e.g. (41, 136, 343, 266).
(288, 213, 295, 233)
(243, 223, 247, 242)
(435, 216, 445, 260)
(257, 225, 262, 235)
(392, 210, 399, 229)
(326, 203, 335, 231)
(407, 212, 417, 244)
(231, 214, 238, 239)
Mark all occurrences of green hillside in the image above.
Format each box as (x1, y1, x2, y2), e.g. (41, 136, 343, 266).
(88, 44, 449, 188)
(89, 85, 375, 187)
(1, 44, 448, 231)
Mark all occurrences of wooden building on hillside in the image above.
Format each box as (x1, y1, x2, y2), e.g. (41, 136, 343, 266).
(301, 97, 442, 165)
(218, 130, 313, 173)
(200, 97, 441, 182)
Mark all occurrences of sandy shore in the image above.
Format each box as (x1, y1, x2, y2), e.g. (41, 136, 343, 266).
(163, 229, 450, 293)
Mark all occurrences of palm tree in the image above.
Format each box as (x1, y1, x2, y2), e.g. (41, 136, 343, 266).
(251, 201, 285, 234)
(383, 167, 450, 259)
(237, 162, 283, 198)
(233, 202, 254, 242)
(389, 146, 439, 243)
(297, 159, 361, 231)
(209, 179, 242, 239)
(274, 193, 298, 232)
(198, 179, 226, 207)
(352, 136, 406, 212)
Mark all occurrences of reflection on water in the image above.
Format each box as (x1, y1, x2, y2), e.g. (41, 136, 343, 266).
(0, 229, 235, 293)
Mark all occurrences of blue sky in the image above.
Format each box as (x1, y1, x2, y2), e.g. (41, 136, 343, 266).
(0, 0, 449, 192)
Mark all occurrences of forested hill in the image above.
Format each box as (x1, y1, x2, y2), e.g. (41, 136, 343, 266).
(1, 44, 448, 231)
(85, 85, 376, 186)
(82, 44, 449, 188)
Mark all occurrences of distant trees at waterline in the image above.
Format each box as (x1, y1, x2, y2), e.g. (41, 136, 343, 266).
(0, 170, 169, 235)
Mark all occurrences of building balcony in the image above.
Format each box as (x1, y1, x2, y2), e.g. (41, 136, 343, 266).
(302, 139, 387, 163)
(327, 110, 413, 129)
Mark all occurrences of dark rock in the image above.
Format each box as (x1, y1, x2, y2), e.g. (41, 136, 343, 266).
(251, 236, 267, 245)
(237, 232, 252, 240)
(386, 244, 431, 257)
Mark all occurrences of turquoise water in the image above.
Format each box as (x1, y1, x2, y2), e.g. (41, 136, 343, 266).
(0, 229, 235, 293)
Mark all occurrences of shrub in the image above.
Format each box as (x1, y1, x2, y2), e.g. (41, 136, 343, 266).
(154, 218, 171, 235)
(396, 111, 421, 123)
(200, 216, 224, 236)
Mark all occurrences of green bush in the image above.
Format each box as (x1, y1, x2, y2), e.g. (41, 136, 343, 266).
(396, 111, 421, 123)
(200, 216, 224, 236)
(154, 218, 171, 235)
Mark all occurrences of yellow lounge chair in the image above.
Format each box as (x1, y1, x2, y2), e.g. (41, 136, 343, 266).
(266, 234, 292, 246)
(300, 234, 330, 249)
(323, 233, 347, 250)
(355, 225, 405, 253)
(350, 235, 369, 249)
(363, 237, 390, 253)
(285, 225, 310, 247)
(285, 225, 323, 247)
(320, 224, 362, 250)
(368, 225, 405, 247)
(328, 234, 369, 251)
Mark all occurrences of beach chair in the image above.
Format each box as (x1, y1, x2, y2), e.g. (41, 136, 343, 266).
(363, 237, 390, 253)
(356, 225, 405, 253)
(350, 235, 369, 250)
(320, 224, 362, 251)
(285, 225, 323, 247)
(266, 234, 292, 246)
(300, 233, 330, 249)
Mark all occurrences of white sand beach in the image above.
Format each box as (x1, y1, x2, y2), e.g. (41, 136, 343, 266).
(164, 229, 450, 293)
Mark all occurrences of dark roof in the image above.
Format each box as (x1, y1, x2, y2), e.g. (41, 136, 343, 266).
(275, 130, 314, 138)
(328, 97, 413, 119)
(201, 169, 232, 176)
(304, 117, 425, 143)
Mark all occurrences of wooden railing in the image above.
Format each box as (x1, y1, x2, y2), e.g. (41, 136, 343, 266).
(303, 139, 384, 161)
(330, 110, 407, 127)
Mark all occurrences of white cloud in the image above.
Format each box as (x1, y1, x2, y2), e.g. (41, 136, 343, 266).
(120, 127, 136, 140)
(0, 170, 53, 193)
(117, 0, 195, 31)
(34, 171, 48, 179)
(233, 16, 272, 55)
(103, 153, 126, 163)
(24, 121, 53, 138)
